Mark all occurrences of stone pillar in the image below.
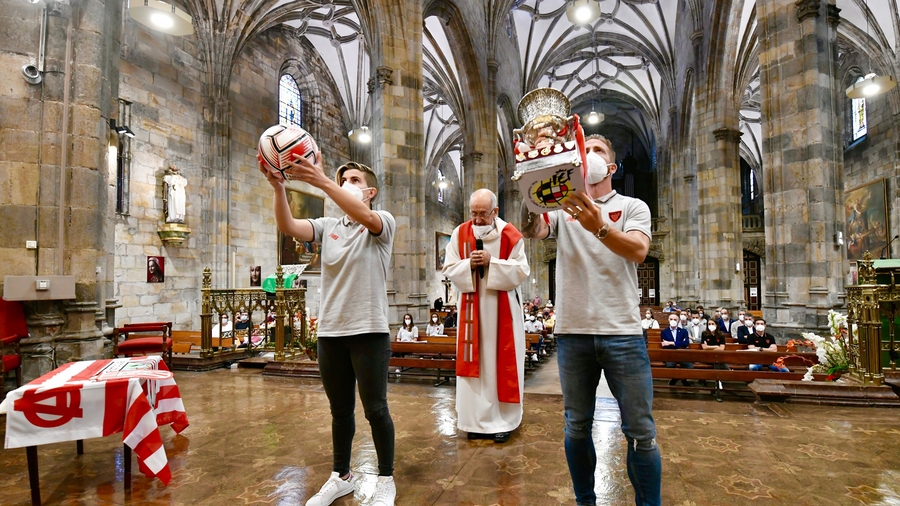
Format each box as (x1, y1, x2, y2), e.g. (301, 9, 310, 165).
(697, 126, 744, 308)
(0, 0, 119, 377)
(370, 1, 427, 319)
(758, 0, 845, 334)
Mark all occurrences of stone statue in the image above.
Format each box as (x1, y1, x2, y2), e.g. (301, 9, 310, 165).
(163, 165, 187, 223)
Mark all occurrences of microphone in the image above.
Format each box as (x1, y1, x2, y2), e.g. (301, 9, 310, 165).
(475, 239, 484, 278)
(881, 235, 900, 259)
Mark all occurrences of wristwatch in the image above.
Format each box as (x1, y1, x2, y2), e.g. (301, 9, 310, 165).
(594, 222, 610, 240)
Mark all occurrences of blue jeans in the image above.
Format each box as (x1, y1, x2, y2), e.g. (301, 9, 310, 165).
(749, 364, 790, 372)
(557, 335, 662, 506)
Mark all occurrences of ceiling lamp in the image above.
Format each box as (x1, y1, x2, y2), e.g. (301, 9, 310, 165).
(348, 126, 371, 144)
(846, 72, 897, 99)
(432, 170, 453, 190)
(566, 0, 601, 26)
(128, 0, 194, 36)
(586, 110, 604, 125)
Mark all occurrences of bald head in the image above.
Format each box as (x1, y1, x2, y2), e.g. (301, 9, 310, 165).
(469, 189, 498, 226)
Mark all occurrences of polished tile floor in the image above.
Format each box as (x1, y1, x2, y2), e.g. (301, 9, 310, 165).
(2, 366, 900, 505)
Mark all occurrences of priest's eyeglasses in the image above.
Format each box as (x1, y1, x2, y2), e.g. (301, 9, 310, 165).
(470, 210, 495, 219)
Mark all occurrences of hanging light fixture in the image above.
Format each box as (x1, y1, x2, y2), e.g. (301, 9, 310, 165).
(348, 126, 371, 144)
(566, 0, 601, 26)
(128, 0, 193, 36)
(585, 37, 604, 125)
(846, 0, 897, 99)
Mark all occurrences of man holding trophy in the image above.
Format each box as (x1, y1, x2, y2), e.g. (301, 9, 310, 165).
(516, 88, 661, 506)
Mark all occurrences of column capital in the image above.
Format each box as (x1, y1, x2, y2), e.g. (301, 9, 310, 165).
(713, 127, 742, 143)
(683, 174, 695, 182)
(487, 59, 500, 74)
(690, 30, 703, 45)
(462, 152, 483, 164)
(795, 0, 821, 23)
(826, 4, 841, 27)
(366, 65, 394, 94)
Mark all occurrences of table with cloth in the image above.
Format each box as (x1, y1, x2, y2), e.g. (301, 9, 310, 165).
(0, 356, 189, 505)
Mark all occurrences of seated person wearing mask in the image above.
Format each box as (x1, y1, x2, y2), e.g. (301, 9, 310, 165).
(748, 318, 789, 372)
(661, 314, 693, 386)
(425, 313, 445, 336)
(685, 311, 703, 344)
(443, 308, 457, 328)
(641, 309, 659, 342)
(396, 313, 419, 342)
(701, 320, 729, 389)
(736, 317, 754, 344)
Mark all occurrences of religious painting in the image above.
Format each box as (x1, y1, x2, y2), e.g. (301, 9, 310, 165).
(435, 232, 451, 270)
(279, 190, 325, 272)
(250, 265, 261, 287)
(845, 178, 889, 261)
(147, 256, 165, 283)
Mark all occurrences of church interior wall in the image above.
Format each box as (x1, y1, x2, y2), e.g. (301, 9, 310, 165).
(842, 92, 900, 264)
(113, 23, 349, 330)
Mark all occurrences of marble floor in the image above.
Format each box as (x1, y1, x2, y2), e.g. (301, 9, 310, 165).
(2, 365, 900, 505)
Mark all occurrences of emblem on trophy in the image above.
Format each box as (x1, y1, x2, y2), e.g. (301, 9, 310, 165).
(512, 88, 588, 214)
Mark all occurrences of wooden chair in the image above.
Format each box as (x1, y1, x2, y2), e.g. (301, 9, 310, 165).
(114, 322, 173, 368)
(1, 334, 24, 398)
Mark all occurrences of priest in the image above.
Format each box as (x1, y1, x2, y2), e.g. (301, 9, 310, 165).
(443, 189, 530, 443)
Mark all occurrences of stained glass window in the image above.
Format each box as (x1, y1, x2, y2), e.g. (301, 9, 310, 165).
(279, 74, 302, 127)
(852, 77, 867, 141)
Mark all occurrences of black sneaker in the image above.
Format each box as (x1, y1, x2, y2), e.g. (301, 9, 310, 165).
(668, 379, 677, 386)
(681, 380, 692, 387)
(493, 432, 511, 443)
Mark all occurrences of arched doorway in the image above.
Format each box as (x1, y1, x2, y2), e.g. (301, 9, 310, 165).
(743, 251, 761, 311)
(638, 257, 660, 307)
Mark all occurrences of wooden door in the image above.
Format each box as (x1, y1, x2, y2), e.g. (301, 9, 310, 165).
(743, 251, 761, 311)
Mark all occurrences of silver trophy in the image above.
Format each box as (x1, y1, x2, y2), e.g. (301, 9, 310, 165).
(512, 88, 586, 214)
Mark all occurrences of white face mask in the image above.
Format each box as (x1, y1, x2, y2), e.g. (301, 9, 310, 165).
(586, 151, 613, 184)
(432, 317, 438, 322)
(755, 324, 765, 332)
(669, 320, 678, 328)
(341, 181, 371, 202)
(680, 314, 687, 321)
(404, 318, 411, 324)
(645, 313, 651, 319)
(472, 224, 494, 237)
(745, 320, 754, 327)
(691, 318, 700, 325)
(708, 325, 717, 332)
(738, 315, 744, 322)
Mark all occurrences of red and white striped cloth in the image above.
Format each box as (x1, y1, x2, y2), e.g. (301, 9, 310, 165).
(2, 357, 188, 485)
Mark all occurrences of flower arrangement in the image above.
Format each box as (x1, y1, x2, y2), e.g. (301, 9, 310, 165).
(787, 310, 850, 381)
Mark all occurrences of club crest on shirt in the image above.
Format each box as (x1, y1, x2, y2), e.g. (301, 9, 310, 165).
(608, 211, 622, 223)
(329, 233, 339, 240)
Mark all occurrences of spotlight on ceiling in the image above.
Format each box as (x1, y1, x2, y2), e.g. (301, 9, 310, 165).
(566, 0, 601, 26)
(586, 110, 604, 125)
(846, 73, 897, 99)
(348, 126, 371, 144)
(128, 0, 194, 36)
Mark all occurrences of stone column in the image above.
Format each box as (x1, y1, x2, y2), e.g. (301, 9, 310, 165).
(758, 0, 845, 333)
(696, 126, 744, 308)
(369, 2, 427, 319)
(0, 0, 120, 377)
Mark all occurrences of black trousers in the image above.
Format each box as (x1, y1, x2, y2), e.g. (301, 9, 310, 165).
(317, 333, 394, 476)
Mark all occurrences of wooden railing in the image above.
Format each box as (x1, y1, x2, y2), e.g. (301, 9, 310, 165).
(201, 266, 307, 361)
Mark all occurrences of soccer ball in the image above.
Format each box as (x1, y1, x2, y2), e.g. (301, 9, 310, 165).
(258, 124, 319, 180)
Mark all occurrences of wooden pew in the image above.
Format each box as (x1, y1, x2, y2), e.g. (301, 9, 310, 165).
(646, 348, 821, 401)
(390, 342, 456, 386)
(419, 336, 455, 345)
(171, 330, 234, 352)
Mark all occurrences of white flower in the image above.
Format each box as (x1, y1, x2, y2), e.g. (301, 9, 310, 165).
(802, 367, 815, 381)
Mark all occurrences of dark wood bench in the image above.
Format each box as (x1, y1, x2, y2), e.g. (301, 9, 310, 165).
(647, 348, 823, 401)
(390, 342, 456, 386)
(171, 330, 234, 352)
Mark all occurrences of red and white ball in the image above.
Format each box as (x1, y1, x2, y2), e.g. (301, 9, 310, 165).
(258, 124, 319, 180)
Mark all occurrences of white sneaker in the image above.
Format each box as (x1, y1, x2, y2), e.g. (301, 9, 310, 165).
(369, 475, 396, 506)
(306, 472, 356, 506)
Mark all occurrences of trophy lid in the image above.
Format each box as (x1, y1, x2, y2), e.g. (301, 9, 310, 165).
(517, 88, 571, 125)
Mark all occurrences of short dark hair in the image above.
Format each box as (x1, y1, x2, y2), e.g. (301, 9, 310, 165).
(755, 317, 766, 325)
